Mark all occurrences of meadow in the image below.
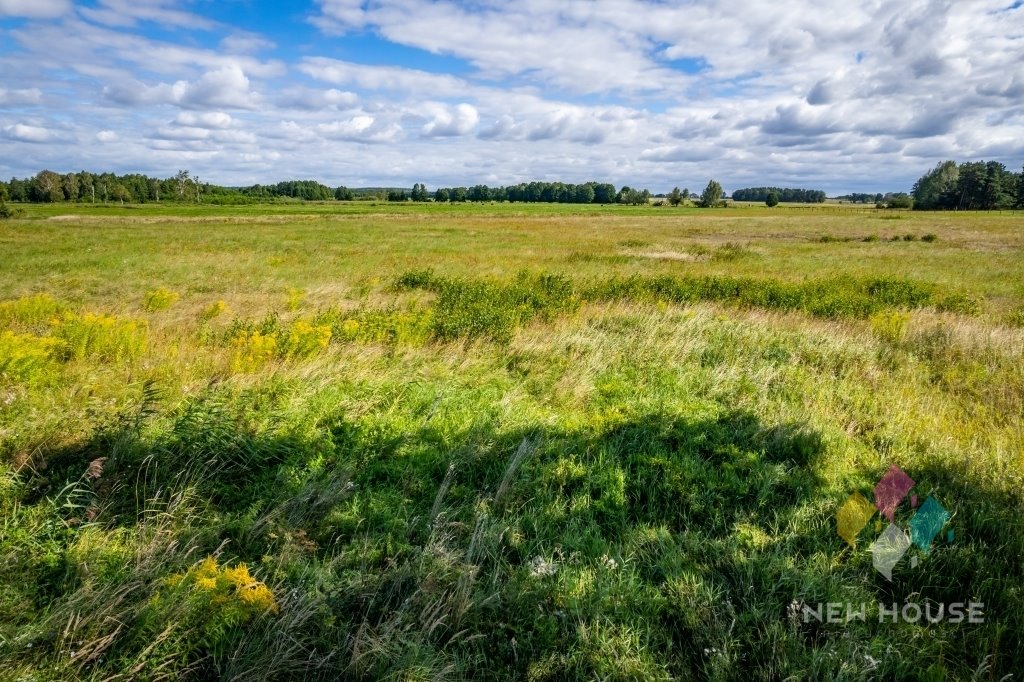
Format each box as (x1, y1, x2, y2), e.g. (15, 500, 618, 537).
(1, 202, 1022, 680)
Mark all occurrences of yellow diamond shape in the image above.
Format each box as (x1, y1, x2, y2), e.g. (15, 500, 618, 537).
(837, 492, 875, 548)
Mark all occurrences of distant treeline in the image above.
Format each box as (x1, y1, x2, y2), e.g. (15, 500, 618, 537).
(430, 182, 623, 204)
(836, 193, 886, 204)
(1, 171, 645, 205)
(0, 170, 361, 205)
(730, 187, 826, 203)
(912, 160, 1024, 211)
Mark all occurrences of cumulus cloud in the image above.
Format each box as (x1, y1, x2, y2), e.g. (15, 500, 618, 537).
(104, 66, 259, 110)
(4, 123, 53, 143)
(0, 0, 1020, 193)
(277, 87, 359, 111)
(298, 57, 470, 97)
(421, 103, 479, 137)
(174, 112, 234, 129)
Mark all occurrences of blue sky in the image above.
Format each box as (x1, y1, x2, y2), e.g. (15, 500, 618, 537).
(1, 0, 1022, 193)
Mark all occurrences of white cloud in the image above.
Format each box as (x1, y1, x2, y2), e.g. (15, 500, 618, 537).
(318, 115, 402, 143)
(79, 0, 217, 30)
(0, 0, 1020, 193)
(174, 112, 234, 129)
(277, 87, 359, 111)
(0, 0, 70, 19)
(104, 66, 259, 110)
(4, 123, 53, 142)
(421, 103, 479, 137)
(0, 88, 43, 106)
(298, 57, 470, 97)
(221, 32, 276, 54)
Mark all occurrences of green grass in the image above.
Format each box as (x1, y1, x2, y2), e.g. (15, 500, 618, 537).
(0, 202, 1022, 679)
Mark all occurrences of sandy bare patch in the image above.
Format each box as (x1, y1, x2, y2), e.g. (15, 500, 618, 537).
(632, 250, 703, 262)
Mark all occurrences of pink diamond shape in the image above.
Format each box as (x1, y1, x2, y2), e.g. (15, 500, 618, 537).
(874, 465, 915, 521)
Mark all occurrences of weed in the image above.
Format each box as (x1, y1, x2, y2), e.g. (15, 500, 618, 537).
(410, 272, 580, 342)
(227, 316, 332, 369)
(230, 330, 279, 370)
(53, 311, 148, 362)
(0, 331, 60, 383)
(142, 288, 180, 312)
(1007, 306, 1024, 328)
(200, 300, 229, 321)
(870, 310, 911, 344)
(281, 319, 332, 358)
(711, 242, 755, 262)
(0, 294, 66, 331)
(286, 288, 305, 311)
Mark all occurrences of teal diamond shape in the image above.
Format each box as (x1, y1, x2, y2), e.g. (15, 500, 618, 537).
(909, 496, 950, 555)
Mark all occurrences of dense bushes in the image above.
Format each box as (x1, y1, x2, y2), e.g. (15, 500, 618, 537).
(393, 271, 978, 341)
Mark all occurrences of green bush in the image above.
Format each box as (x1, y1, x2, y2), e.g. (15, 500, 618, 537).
(142, 288, 180, 312)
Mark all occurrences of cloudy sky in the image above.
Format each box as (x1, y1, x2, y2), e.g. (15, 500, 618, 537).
(1, 0, 1022, 193)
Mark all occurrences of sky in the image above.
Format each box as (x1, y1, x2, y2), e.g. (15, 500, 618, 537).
(0, 0, 1022, 194)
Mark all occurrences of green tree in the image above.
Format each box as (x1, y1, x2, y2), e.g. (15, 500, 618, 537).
(434, 188, 450, 202)
(698, 179, 724, 208)
(410, 183, 430, 201)
(111, 183, 131, 205)
(1016, 166, 1024, 209)
(668, 187, 683, 206)
(912, 160, 959, 210)
(31, 170, 63, 202)
(765, 191, 779, 207)
(886, 193, 913, 209)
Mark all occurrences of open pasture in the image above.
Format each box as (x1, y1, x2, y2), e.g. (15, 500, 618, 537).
(1, 203, 1022, 680)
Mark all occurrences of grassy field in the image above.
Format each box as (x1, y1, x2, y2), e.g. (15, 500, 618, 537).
(1, 202, 1022, 680)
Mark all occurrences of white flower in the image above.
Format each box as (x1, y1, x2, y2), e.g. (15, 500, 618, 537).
(528, 556, 558, 578)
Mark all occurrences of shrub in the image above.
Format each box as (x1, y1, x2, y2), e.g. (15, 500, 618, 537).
(0, 203, 23, 219)
(227, 317, 332, 369)
(903, 233, 918, 242)
(231, 330, 279, 371)
(396, 271, 579, 341)
(933, 292, 980, 315)
(142, 288, 180, 312)
(711, 242, 754, 262)
(0, 330, 60, 383)
(320, 306, 433, 345)
(53, 312, 148, 362)
(143, 556, 277, 661)
(286, 288, 305, 312)
(281, 320, 332, 358)
(922, 233, 938, 242)
(200, 300, 229, 321)
(394, 268, 439, 291)
(0, 294, 66, 331)
(870, 311, 911, 344)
